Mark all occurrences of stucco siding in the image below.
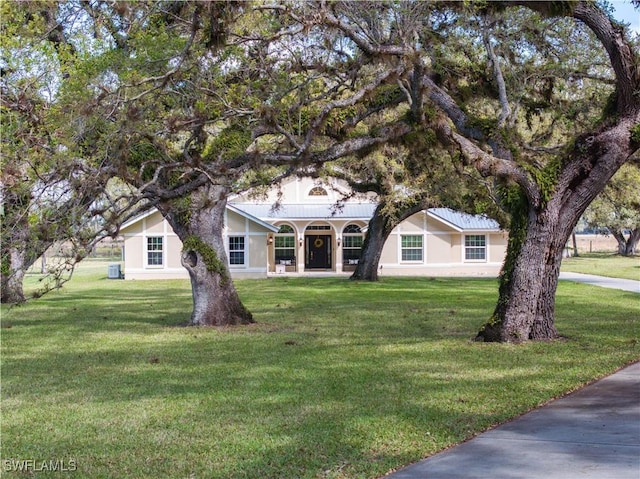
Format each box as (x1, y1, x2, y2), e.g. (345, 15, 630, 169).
(426, 233, 452, 263)
(249, 235, 267, 269)
(124, 236, 144, 269)
(167, 236, 184, 269)
(489, 233, 508, 263)
(380, 235, 398, 264)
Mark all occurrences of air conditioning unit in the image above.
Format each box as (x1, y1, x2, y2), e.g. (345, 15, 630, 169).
(108, 264, 122, 279)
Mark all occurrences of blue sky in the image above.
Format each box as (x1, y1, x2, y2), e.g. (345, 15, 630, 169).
(610, 0, 640, 34)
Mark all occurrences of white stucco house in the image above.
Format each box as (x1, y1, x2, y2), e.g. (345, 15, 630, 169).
(119, 177, 508, 280)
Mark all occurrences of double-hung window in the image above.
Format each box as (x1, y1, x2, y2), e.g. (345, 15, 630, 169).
(228, 236, 245, 265)
(465, 235, 486, 261)
(401, 235, 423, 262)
(342, 224, 363, 265)
(147, 236, 163, 266)
(275, 225, 295, 265)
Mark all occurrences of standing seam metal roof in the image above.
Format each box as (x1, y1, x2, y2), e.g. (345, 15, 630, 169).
(230, 203, 501, 231)
(229, 203, 378, 220)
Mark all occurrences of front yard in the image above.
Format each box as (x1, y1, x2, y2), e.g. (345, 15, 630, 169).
(1, 260, 638, 478)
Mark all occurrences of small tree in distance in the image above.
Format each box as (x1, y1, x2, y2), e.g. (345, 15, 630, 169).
(583, 163, 640, 256)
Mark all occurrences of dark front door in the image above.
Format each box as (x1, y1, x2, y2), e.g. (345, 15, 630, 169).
(305, 235, 331, 269)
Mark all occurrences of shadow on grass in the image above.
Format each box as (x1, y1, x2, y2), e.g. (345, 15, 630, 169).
(2, 276, 638, 478)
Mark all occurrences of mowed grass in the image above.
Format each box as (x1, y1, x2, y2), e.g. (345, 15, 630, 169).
(1, 260, 639, 478)
(561, 252, 640, 281)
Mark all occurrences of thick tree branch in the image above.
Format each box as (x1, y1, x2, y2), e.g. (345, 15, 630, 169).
(446, 128, 541, 207)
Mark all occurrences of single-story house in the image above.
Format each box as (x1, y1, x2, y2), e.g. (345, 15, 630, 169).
(119, 177, 508, 279)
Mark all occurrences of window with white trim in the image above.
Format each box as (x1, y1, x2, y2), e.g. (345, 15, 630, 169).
(342, 224, 363, 265)
(275, 224, 296, 265)
(465, 235, 486, 260)
(228, 236, 245, 265)
(147, 236, 163, 266)
(401, 235, 423, 261)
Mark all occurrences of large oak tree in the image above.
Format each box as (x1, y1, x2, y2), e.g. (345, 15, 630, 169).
(319, 0, 639, 341)
(32, 1, 415, 325)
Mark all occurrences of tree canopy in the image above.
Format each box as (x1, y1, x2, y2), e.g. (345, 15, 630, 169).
(2, 1, 638, 340)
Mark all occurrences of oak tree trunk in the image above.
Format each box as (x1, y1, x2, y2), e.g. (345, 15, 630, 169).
(351, 201, 427, 281)
(611, 228, 640, 256)
(158, 183, 253, 326)
(1, 189, 31, 304)
(479, 206, 565, 342)
(1, 246, 27, 304)
(350, 204, 393, 281)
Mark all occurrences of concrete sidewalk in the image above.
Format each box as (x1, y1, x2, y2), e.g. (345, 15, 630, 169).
(385, 362, 640, 479)
(559, 272, 640, 293)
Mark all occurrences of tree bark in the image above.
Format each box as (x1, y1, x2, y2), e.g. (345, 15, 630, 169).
(626, 228, 640, 256)
(158, 183, 254, 326)
(1, 189, 31, 304)
(478, 117, 638, 342)
(1, 246, 27, 304)
(479, 205, 567, 342)
(611, 228, 640, 256)
(351, 200, 428, 281)
(350, 204, 392, 281)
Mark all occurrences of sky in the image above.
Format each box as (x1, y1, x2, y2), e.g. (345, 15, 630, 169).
(610, 0, 640, 34)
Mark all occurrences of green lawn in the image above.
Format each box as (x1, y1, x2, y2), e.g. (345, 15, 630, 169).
(561, 252, 640, 281)
(1, 260, 638, 478)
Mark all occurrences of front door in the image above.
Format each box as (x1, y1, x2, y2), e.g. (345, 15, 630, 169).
(305, 235, 331, 269)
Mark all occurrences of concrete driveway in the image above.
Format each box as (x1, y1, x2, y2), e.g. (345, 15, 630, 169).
(559, 272, 639, 293)
(384, 273, 639, 479)
(384, 362, 640, 479)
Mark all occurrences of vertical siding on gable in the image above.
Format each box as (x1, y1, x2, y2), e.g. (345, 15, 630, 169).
(145, 211, 165, 233)
(402, 212, 425, 232)
(226, 210, 247, 232)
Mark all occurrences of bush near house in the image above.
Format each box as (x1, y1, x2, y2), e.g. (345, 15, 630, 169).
(1, 260, 638, 478)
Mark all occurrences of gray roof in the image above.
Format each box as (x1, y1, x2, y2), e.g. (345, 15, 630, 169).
(428, 208, 500, 231)
(230, 203, 501, 231)
(230, 203, 378, 220)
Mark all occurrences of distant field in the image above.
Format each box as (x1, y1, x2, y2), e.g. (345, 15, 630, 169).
(572, 233, 621, 254)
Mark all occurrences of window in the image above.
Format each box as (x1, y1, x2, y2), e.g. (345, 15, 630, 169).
(342, 224, 363, 265)
(275, 224, 295, 264)
(229, 236, 245, 265)
(401, 235, 423, 262)
(147, 237, 163, 266)
(465, 235, 486, 260)
(308, 186, 328, 196)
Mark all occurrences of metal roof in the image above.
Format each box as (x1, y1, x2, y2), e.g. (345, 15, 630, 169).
(428, 208, 500, 231)
(230, 203, 378, 220)
(231, 203, 501, 231)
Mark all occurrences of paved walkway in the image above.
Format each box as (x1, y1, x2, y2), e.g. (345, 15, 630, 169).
(559, 272, 640, 293)
(385, 362, 640, 479)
